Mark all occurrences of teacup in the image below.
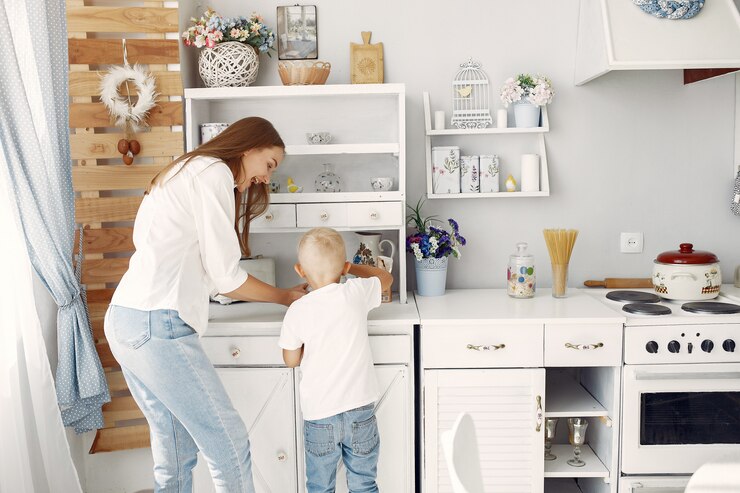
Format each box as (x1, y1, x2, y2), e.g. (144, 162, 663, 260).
(370, 177, 393, 192)
(306, 132, 332, 145)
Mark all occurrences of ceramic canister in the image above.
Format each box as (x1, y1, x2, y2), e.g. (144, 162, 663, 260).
(480, 155, 500, 193)
(431, 146, 460, 194)
(460, 155, 480, 193)
(652, 243, 721, 300)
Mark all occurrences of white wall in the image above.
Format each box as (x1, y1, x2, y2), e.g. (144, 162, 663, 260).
(178, 0, 740, 291)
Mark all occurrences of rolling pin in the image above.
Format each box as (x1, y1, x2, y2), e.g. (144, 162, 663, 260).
(583, 278, 653, 288)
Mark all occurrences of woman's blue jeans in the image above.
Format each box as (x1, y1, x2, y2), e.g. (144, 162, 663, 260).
(105, 305, 255, 493)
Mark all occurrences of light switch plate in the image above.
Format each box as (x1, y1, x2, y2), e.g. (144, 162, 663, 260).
(620, 232, 643, 253)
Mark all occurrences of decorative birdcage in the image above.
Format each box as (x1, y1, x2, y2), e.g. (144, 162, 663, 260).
(451, 58, 492, 129)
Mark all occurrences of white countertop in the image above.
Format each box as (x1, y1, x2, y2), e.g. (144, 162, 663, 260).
(414, 288, 626, 326)
(204, 292, 420, 336)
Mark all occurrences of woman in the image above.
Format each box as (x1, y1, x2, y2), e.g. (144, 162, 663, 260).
(105, 117, 306, 493)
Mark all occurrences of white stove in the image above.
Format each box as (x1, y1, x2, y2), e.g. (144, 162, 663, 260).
(589, 286, 740, 477)
(591, 287, 740, 365)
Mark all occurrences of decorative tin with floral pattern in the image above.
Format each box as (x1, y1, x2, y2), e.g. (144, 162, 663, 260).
(508, 242, 536, 298)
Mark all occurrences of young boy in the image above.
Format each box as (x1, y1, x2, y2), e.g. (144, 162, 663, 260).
(279, 227, 393, 493)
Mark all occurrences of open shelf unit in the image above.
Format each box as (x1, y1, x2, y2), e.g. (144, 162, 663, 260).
(422, 91, 550, 199)
(184, 83, 408, 303)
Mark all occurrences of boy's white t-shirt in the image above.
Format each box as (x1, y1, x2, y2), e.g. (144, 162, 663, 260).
(278, 277, 381, 421)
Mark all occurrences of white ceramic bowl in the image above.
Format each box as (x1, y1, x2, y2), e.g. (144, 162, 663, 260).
(370, 177, 393, 191)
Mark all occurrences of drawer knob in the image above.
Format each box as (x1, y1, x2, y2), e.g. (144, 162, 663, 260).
(264, 212, 274, 221)
(565, 342, 604, 350)
(319, 211, 329, 221)
(467, 343, 505, 351)
(277, 451, 287, 462)
(369, 210, 379, 220)
(231, 347, 241, 359)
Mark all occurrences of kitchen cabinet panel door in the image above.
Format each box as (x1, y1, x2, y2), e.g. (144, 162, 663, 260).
(193, 368, 297, 493)
(424, 368, 545, 493)
(296, 365, 412, 493)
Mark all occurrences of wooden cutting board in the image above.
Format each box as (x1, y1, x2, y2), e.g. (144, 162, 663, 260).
(583, 278, 653, 288)
(350, 31, 383, 84)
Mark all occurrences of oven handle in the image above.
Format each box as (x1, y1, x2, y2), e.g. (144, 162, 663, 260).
(634, 370, 740, 380)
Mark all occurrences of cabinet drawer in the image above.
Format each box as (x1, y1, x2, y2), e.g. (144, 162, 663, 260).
(544, 324, 622, 367)
(348, 202, 402, 228)
(423, 324, 543, 368)
(251, 204, 295, 229)
(296, 203, 348, 228)
(370, 335, 410, 364)
(202, 336, 283, 366)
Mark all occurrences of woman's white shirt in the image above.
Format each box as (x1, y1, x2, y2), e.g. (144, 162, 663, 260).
(111, 156, 247, 334)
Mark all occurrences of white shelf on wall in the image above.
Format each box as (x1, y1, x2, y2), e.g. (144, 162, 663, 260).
(423, 91, 550, 199)
(270, 192, 403, 204)
(285, 143, 400, 155)
(544, 445, 609, 478)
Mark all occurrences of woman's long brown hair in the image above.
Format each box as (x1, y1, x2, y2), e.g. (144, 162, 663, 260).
(147, 116, 284, 257)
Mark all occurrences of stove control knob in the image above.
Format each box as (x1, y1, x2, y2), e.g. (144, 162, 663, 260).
(723, 339, 736, 353)
(645, 341, 659, 354)
(701, 340, 714, 353)
(668, 340, 681, 353)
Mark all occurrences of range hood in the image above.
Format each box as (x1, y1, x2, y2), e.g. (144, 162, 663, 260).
(575, 0, 740, 85)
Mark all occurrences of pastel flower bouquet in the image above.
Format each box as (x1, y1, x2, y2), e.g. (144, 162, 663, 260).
(406, 199, 466, 261)
(182, 9, 275, 55)
(500, 74, 555, 107)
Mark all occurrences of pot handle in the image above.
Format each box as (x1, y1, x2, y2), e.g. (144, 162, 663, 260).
(379, 239, 396, 260)
(670, 271, 697, 281)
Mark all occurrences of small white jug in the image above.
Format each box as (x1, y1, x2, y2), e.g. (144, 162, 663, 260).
(352, 232, 395, 268)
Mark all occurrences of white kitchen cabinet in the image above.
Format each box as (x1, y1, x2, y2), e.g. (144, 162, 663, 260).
(424, 368, 546, 493)
(184, 84, 407, 302)
(422, 91, 550, 199)
(192, 367, 298, 493)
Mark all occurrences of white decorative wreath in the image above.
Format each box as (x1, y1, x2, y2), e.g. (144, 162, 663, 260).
(99, 64, 158, 130)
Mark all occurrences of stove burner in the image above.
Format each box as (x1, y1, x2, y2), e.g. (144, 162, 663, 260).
(606, 290, 661, 303)
(622, 303, 672, 315)
(681, 302, 740, 315)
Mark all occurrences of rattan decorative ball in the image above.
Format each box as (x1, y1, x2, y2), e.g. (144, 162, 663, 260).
(278, 61, 331, 86)
(198, 42, 260, 88)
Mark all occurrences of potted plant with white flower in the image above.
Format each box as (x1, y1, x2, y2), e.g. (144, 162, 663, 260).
(500, 74, 554, 128)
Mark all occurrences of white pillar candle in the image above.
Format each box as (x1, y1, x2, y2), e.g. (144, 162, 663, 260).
(520, 154, 540, 192)
(496, 109, 508, 129)
(434, 110, 446, 130)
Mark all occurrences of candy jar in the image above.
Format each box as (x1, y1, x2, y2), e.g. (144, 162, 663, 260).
(508, 242, 535, 298)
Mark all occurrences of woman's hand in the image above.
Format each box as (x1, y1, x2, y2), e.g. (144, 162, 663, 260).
(282, 283, 309, 306)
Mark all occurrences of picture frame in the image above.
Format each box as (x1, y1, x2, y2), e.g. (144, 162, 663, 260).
(277, 5, 318, 60)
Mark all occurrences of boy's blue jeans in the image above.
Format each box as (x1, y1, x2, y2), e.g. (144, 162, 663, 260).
(105, 305, 255, 493)
(303, 403, 380, 493)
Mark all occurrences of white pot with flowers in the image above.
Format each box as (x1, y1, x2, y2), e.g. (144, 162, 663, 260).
(182, 9, 275, 87)
(500, 74, 554, 128)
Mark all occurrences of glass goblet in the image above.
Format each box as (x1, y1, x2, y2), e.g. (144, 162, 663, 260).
(567, 417, 589, 467)
(544, 417, 559, 461)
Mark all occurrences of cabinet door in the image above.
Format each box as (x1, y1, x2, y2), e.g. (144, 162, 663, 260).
(296, 365, 411, 493)
(193, 368, 297, 493)
(424, 368, 545, 493)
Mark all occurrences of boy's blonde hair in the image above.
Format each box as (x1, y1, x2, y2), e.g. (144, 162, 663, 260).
(297, 228, 347, 279)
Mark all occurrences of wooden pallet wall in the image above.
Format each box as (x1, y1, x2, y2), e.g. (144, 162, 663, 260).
(67, 0, 183, 453)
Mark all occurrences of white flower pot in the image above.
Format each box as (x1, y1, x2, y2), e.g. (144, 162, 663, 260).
(513, 100, 541, 128)
(415, 257, 448, 296)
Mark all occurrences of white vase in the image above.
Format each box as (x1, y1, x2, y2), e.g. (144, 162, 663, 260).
(513, 99, 541, 128)
(198, 42, 259, 88)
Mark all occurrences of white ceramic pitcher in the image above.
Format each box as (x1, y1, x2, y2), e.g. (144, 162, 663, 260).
(352, 232, 395, 268)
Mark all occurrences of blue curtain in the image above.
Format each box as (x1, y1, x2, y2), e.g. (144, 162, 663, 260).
(0, 0, 109, 432)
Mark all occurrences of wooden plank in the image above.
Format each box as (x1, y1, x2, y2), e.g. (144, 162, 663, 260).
(70, 71, 182, 97)
(96, 341, 119, 369)
(75, 196, 143, 224)
(91, 317, 105, 341)
(81, 258, 130, 285)
(75, 227, 135, 254)
(72, 165, 164, 192)
(88, 301, 111, 320)
(102, 396, 145, 428)
(70, 101, 183, 128)
(68, 39, 179, 66)
(67, 7, 178, 34)
(106, 371, 129, 393)
(86, 288, 116, 303)
(103, 395, 140, 412)
(90, 425, 150, 453)
(70, 132, 183, 159)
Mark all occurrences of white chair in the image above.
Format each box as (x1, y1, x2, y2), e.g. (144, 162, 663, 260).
(686, 453, 740, 492)
(441, 412, 485, 493)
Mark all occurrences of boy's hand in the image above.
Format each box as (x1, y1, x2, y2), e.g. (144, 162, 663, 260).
(282, 346, 304, 367)
(282, 283, 309, 306)
(347, 263, 393, 293)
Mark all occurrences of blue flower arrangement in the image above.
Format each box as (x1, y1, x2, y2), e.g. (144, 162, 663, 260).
(182, 9, 276, 55)
(406, 198, 466, 261)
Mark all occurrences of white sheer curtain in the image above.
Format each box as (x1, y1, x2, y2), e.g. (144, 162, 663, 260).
(0, 169, 82, 492)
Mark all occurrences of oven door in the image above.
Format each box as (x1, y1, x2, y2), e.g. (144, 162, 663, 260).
(619, 476, 690, 493)
(622, 363, 740, 474)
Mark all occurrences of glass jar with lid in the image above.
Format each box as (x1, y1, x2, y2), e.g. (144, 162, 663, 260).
(508, 242, 536, 298)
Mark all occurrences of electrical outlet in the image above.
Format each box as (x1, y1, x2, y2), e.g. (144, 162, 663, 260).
(620, 232, 643, 253)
